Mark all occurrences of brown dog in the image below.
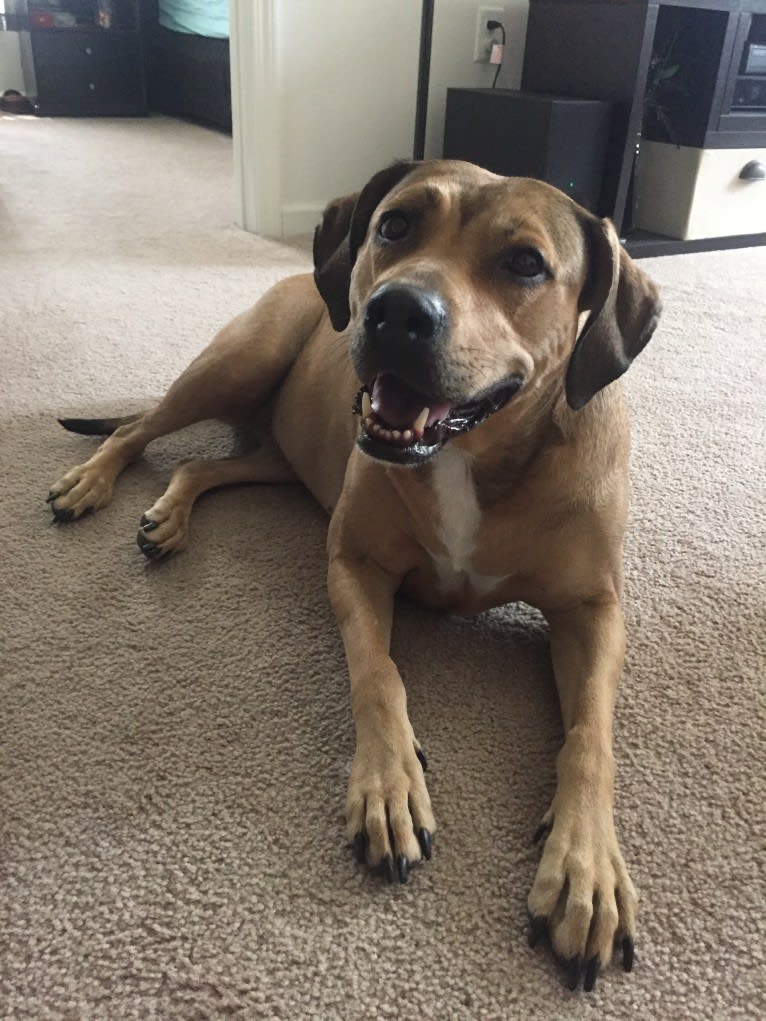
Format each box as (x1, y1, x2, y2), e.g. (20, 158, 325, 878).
(48, 160, 661, 992)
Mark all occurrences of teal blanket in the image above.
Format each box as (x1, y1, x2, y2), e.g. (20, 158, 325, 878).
(158, 0, 229, 39)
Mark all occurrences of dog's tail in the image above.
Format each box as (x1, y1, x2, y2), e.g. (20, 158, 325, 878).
(57, 413, 142, 436)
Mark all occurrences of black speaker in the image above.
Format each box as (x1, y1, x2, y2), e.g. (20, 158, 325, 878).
(443, 89, 612, 214)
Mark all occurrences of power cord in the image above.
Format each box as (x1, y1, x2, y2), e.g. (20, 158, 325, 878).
(487, 19, 506, 89)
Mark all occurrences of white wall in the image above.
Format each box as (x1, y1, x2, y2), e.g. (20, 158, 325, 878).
(232, 0, 530, 238)
(0, 32, 26, 93)
(277, 0, 421, 234)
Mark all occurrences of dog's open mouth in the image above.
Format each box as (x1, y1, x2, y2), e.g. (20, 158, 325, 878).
(353, 372, 524, 466)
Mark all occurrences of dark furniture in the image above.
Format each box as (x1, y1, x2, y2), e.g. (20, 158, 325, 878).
(443, 89, 612, 214)
(139, 0, 231, 132)
(522, 0, 766, 256)
(26, 1, 147, 116)
(18, 1, 231, 131)
(142, 23, 230, 132)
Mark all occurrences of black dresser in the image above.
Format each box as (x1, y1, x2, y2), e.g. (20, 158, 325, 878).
(26, 1, 146, 116)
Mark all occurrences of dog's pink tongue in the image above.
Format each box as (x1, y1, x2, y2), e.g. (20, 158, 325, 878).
(371, 374, 451, 429)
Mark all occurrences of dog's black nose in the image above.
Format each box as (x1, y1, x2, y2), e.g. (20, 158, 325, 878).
(364, 284, 447, 345)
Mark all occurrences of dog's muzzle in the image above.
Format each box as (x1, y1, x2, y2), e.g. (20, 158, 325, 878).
(352, 282, 524, 467)
(357, 282, 448, 391)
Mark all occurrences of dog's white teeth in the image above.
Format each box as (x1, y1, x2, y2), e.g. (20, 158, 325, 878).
(367, 414, 415, 446)
(371, 421, 390, 440)
(414, 407, 430, 435)
(362, 391, 372, 418)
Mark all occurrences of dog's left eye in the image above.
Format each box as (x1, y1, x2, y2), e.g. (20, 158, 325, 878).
(505, 248, 547, 280)
(378, 211, 410, 242)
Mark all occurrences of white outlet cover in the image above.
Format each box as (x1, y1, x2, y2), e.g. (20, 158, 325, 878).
(473, 6, 505, 63)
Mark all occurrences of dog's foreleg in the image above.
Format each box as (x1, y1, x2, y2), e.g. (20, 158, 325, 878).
(528, 598, 637, 991)
(327, 554, 435, 883)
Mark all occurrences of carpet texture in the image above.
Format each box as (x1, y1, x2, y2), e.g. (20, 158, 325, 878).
(1, 114, 764, 1021)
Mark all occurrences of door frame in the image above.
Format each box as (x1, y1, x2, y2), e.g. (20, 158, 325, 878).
(230, 0, 282, 237)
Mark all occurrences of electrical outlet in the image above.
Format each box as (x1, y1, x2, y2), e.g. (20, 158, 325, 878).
(473, 6, 505, 63)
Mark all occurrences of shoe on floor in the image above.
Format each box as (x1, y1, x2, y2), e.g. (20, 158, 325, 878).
(1, 89, 35, 114)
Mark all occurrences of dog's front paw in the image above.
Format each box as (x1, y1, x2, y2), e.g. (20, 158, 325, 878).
(527, 798, 637, 992)
(346, 735, 435, 883)
(47, 464, 114, 522)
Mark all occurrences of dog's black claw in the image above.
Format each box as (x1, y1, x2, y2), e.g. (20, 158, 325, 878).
(583, 955, 600, 992)
(139, 514, 158, 532)
(46, 491, 59, 504)
(52, 508, 74, 524)
(352, 832, 367, 864)
(381, 855, 396, 884)
(527, 914, 548, 949)
(417, 828, 432, 861)
(397, 854, 409, 884)
(565, 955, 583, 991)
(532, 819, 552, 844)
(136, 531, 164, 559)
(622, 936, 635, 973)
(415, 745, 428, 771)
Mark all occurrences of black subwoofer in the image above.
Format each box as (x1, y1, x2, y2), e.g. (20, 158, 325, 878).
(443, 88, 612, 214)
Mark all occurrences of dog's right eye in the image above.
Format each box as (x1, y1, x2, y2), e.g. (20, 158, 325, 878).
(505, 247, 548, 280)
(378, 211, 410, 242)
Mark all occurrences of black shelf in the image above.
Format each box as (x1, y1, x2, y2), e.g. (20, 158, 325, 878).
(624, 228, 766, 258)
(522, 0, 766, 254)
(27, 0, 139, 32)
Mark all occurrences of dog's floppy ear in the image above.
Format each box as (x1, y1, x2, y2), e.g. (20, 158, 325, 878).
(313, 161, 419, 332)
(313, 192, 359, 333)
(566, 217, 662, 410)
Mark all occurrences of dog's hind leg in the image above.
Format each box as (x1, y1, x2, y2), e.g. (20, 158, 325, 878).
(135, 436, 298, 559)
(47, 273, 321, 523)
(48, 410, 181, 522)
(47, 385, 248, 523)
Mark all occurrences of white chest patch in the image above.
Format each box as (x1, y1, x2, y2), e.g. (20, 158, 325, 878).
(430, 446, 509, 598)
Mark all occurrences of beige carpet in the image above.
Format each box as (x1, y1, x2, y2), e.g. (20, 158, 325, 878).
(1, 114, 764, 1021)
